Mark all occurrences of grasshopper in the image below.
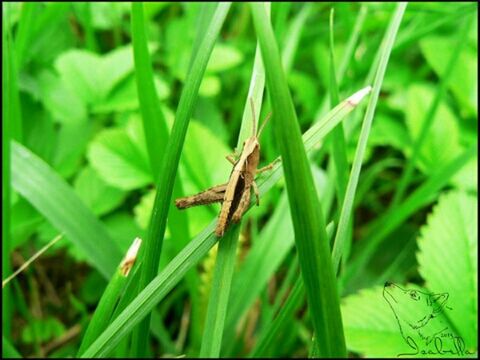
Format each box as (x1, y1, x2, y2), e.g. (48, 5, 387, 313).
(175, 98, 275, 237)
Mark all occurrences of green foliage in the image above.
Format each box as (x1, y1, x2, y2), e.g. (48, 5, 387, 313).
(342, 190, 478, 357)
(4, 2, 477, 358)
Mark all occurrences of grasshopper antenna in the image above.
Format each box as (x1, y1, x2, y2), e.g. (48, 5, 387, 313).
(257, 111, 272, 138)
(249, 97, 257, 136)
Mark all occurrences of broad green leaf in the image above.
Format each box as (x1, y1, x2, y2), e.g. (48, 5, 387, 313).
(369, 113, 411, 150)
(92, 74, 170, 114)
(206, 43, 243, 72)
(53, 122, 92, 178)
(74, 166, 126, 216)
(199, 75, 221, 97)
(55, 44, 157, 106)
(36, 70, 87, 124)
(21, 317, 65, 343)
(88, 115, 152, 190)
(405, 84, 461, 172)
(417, 191, 478, 349)
(104, 212, 146, 253)
(420, 36, 477, 116)
(342, 285, 457, 358)
(11, 197, 43, 248)
(12, 141, 122, 278)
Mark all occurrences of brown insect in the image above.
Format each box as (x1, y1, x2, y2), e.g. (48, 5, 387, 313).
(175, 98, 275, 237)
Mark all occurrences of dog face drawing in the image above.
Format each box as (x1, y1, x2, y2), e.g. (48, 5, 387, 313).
(383, 282, 452, 346)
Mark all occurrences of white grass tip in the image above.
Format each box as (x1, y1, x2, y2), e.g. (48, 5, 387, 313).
(346, 85, 372, 106)
(120, 237, 142, 276)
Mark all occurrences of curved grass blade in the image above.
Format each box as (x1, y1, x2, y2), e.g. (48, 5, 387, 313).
(2, 336, 21, 358)
(130, 3, 232, 356)
(199, 225, 240, 357)
(77, 238, 142, 355)
(331, 3, 407, 273)
(200, 6, 270, 355)
(11, 142, 122, 278)
(80, 87, 371, 358)
(2, 8, 14, 337)
(131, 2, 168, 176)
(250, 2, 346, 357)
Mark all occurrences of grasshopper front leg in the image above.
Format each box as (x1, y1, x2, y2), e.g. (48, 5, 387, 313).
(225, 148, 241, 165)
(256, 158, 281, 175)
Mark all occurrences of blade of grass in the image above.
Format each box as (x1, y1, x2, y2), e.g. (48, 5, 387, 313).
(14, 2, 38, 68)
(390, 15, 473, 209)
(250, 276, 305, 357)
(200, 6, 270, 354)
(2, 7, 14, 338)
(80, 87, 371, 358)
(131, 2, 167, 176)
(2, 233, 63, 288)
(249, 223, 334, 357)
(199, 225, 240, 357)
(77, 238, 142, 355)
(328, 8, 349, 212)
(129, 3, 232, 356)
(250, 2, 346, 357)
(313, 5, 367, 124)
(11, 141, 122, 278)
(344, 143, 478, 286)
(331, 3, 407, 273)
(2, 336, 21, 358)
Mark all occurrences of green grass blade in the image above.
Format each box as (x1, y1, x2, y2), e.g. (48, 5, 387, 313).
(331, 3, 407, 273)
(281, 2, 312, 72)
(130, 3, 232, 356)
(80, 87, 370, 357)
(11, 141, 122, 278)
(328, 8, 348, 208)
(2, 336, 21, 358)
(250, 3, 346, 357)
(344, 143, 477, 286)
(200, 5, 270, 352)
(199, 225, 240, 357)
(14, 2, 38, 68)
(131, 2, 168, 176)
(77, 238, 142, 355)
(390, 15, 473, 208)
(337, 6, 367, 86)
(250, 276, 304, 357)
(2, 7, 13, 338)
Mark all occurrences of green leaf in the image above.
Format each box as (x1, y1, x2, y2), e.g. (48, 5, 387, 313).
(420, 35, 477, 116)
(417, 191, 478, 349)
(88, 115, 152, 190)
(53, 122, 92, 178)
(341, 285, 453, 357)
(36, 70, 87, 124)
(250, 2, 347, 357)
(405, 84, 462, 172)
(74, 166, 126, 216)
(55, 44, 157, 106)
(92, 74, 169, 114)
(206, 43, 243, 73)
(21, 317, 65, 343)
(11, 141, 122, 278)
(2, 337, 21, 358)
